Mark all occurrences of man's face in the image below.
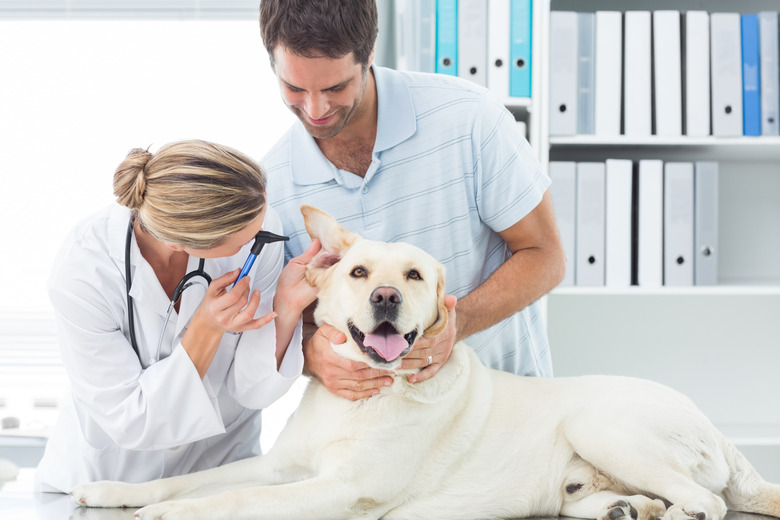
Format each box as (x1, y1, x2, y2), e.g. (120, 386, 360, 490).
(272, 46, 370, 140)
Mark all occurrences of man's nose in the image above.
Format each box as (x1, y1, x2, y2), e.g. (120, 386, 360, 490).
(303, 92, 329, 120)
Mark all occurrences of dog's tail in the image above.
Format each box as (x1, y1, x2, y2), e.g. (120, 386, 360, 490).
(720, 436, 780, 518)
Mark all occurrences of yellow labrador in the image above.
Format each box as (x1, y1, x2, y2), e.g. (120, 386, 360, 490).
(71, 205, 780, 520)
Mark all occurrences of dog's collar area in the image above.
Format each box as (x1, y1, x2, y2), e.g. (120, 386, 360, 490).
(348, 321, 416, 364)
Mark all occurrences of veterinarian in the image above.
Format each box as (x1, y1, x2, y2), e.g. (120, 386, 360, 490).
(258, 0, 566, 400)
(35, 140, 320, 493)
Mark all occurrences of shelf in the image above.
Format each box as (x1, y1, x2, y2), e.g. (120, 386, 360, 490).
(502, 97, 532, 109)
(551, 284, 780, 296)
(548, 135, 780, 161)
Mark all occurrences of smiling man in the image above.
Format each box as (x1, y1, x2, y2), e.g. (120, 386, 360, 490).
(259, 0, 566, 401)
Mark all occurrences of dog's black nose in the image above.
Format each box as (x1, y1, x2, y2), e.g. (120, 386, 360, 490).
(370, 286, 403, 312)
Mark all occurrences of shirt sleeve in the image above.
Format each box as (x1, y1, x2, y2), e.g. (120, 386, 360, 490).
(472, 94, 551, 233)
(226, 207, 304, 409)
(48, 239, 225, 452)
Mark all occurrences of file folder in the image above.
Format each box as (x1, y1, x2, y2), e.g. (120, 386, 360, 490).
(576, 162, 606, 286)
(395, 0, 436, 73)
(637, 160, 663, 287)
(487, 0, 510, 97)
(549, 11, 579, 136)
(624, 11, 652, 136)
(605, 159, 633, 287)
(663, 162, 694, 286)
(653, 11, 683, 136)
(684, 11, 711, 137)
(457, 0, 487, 86)
(759, 11, 779, 135)
(549, 162, 577, 286)
(435, 0, 458, 76)
(509, 0, 533, 98)
(694, 161, 719, 286)
(578, 13, 595, 135)
(741, 14, 762, 136)
(594, 11, 622, 136)
(711, 13, 743, 136)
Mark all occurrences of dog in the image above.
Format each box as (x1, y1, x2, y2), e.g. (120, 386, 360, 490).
(71, 205, 780, 520)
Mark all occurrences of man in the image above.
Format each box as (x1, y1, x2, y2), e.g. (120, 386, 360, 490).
(259, 0, 566, 400)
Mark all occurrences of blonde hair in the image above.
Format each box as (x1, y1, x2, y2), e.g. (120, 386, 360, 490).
(113, 140, 267, 249)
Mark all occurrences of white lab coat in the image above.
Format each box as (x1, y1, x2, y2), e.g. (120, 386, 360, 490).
(35, 203, 304, 493)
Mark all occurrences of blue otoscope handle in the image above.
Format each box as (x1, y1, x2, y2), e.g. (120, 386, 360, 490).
(234, 254, 258, 287)
(232, 230, 289, 288)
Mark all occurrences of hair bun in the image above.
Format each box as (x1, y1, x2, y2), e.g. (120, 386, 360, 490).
(113, 147, 153, 210)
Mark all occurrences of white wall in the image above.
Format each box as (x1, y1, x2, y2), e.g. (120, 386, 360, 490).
(0, 20, 295, 314)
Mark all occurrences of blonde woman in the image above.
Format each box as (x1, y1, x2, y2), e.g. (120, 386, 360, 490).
(35, 140, 319, 493)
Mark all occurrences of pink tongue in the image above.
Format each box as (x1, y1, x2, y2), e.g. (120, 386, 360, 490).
(363, 332, 408, 361)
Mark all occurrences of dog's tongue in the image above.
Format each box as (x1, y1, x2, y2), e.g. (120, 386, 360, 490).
(364, 332, 407, 361)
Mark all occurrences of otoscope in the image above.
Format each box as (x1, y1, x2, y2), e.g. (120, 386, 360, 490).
(233, 230, 290, 287)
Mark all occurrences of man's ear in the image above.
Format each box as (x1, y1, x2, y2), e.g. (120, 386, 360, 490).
(423, 264, 449, 338)
(301, 204, 360, 285)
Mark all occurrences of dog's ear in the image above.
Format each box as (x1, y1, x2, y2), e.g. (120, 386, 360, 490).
(423, 263, 449, 338)
(301, 205, 360, 285)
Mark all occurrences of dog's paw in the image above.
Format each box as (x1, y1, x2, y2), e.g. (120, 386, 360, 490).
(601, 497, 666, 520)
(71, 481, 142, 508)
(134, 499, 200, 520)
(663, 500, 727, 520)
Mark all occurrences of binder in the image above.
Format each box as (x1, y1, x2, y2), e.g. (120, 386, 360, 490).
(694, 161, 719, 286)
(457, 0, 487, 86)
(509, 0, 533, 98)
(663, 162, 694, 286)
(395, 0, 436, 73)
(637, 160, 663, 287)
(549, 11, 579, 136)
(653, 11, 683, 136)
(684, 11, 711, 137)
(710, 13, 743, 136)
(594, 11, 622, 136)
(759, 11, 780, 135)
(487, 0, 510, 98)
(549, 162, 577, 286)
(575, 162, 605, 286)
(435, 0, 458, 76)
(624, 11, 652, 136)
(741, 14, 762, 136)
(605, 159, 633, 287)
(577, 12, 596, 135)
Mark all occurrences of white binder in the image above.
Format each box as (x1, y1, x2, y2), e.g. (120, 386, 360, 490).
(694, 161, 719, 286)
(653, 11, 682, 136)
(605, 159, 633, 288)
(487, 0, 510, 98)
(663, 162, 694, 286)
(710, 13, 743, 137)
(578, 13, 595, 135)
(395, 0, 436, 73)
(594, 11, 622, 136)
(759, 11, 780, 136)
(549, 11, 579, 136)
(624, 11, 652, 136)
(576, 162, 606, 286)
(457, 0, 487, 86)
(549, 162, 577, 286)
(637, 160, 663, 287)
(684, 11, 711, 137)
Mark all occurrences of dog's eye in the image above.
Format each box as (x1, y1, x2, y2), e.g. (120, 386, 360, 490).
(407, 269, 422, 281)
(350, 266, 368, 278)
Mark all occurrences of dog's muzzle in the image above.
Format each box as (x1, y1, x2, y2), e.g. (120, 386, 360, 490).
(348, 321, 417, 364)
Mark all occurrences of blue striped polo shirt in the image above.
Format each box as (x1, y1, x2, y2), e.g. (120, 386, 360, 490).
(264, 66, 552, 376)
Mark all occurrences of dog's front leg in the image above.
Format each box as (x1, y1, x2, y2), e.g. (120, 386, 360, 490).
(71, 454, 285, 508)
(134, 474, 389, 520)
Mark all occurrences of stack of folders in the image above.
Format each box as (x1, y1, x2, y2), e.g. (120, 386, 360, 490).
(395, 0, 533, 97)
(549, 10, 780, 137)
(549, 160, 719, 288)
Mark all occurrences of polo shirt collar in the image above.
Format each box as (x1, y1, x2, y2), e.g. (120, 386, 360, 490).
(290, 65, 417, 186)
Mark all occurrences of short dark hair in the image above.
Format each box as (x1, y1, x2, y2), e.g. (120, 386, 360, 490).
(259, 0, 378, 67)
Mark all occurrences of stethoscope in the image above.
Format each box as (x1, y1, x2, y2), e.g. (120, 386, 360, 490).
(124, 216, 288, 364)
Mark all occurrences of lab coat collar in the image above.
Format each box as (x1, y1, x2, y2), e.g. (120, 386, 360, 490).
(289, 65, 417, 187)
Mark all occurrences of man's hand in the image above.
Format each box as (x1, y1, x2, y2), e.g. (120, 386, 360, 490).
(402, 295, 457, 384)
(304, 324, 394, 401)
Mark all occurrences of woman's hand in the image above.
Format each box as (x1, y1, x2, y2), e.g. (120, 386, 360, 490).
(273, 239, 322, 317)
